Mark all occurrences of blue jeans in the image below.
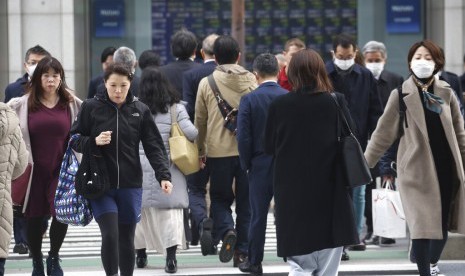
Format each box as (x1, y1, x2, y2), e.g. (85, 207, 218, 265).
(208, 156, 251, 253)
(352, 185, 366, 235)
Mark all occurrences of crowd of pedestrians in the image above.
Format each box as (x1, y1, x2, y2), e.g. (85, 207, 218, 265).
(1, 29, 465, 276)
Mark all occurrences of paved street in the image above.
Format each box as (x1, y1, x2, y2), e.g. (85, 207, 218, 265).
(4, 213, 465, 275)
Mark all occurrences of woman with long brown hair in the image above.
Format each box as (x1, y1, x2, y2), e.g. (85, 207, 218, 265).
(264, 49, 358, 275)
(8, 57, 82, 276)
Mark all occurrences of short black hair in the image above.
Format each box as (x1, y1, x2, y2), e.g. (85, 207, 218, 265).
(24, 45, 51, 62)
(104, 63, 134, 82)
(101, 46, 116, 63)
(138, 50, 161, 70)
(171, 29, 198, 60)
(213, 35, 240, 65)
(253, 53, 279, 77)
(332, 34, 357, 52)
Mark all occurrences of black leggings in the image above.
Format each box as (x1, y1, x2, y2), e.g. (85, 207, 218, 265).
(96, 213, 136, 276)
(412, 228, 448, 276)
(27, 217, 68, 259)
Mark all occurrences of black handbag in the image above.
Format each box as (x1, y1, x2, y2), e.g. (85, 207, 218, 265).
(75, 141, 110, 200)
(330, 93, 372, 188)
(207, 75, 238, 135)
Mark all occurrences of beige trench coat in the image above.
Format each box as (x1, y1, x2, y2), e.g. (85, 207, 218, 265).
(365, 76, 465, 239)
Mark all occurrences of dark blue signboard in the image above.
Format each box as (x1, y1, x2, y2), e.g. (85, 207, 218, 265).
(386, 0, 421, 34)
(152, 0, 357, 67)
(94, 0, 125, 38)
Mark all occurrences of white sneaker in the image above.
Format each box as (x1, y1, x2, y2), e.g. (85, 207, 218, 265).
(430, 263, 440, 276)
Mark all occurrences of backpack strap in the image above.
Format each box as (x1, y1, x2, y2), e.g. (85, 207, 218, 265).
(397, 85, 408, 138)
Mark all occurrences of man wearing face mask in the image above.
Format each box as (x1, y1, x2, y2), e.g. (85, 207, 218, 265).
(4, 45, 51, 103)
(325, 34, 383, 260)
(361, 41, 404, 247)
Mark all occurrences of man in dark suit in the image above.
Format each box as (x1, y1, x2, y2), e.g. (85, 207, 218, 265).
(236, 53, 287, 275)
(181, 34, 218, 253)
(4, 45, 51, 103)
(362, 40, 404, 246)
(438, 48, 464, 116)
(326, 34, 383, 259)
(160, 29, 200, 100)
(87, 46, 116, 99)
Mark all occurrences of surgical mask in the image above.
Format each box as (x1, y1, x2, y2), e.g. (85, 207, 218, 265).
(27, 64, 37, 77)
(334, 58, 355, 71)
(366, 62, 384, 79)
(410, 59, 435, 79)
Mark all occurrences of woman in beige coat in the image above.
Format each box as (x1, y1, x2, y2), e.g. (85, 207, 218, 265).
(0, 102, 29, 275)
(365, 40, 465, 276)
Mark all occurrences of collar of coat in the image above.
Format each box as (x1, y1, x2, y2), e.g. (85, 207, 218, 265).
(401, 76, 455, 139)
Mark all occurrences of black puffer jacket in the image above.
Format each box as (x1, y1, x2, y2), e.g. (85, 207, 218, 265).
(70, 91, 171, 189)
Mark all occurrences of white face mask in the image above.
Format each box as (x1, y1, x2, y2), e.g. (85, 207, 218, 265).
(334, 58, 355, 71)
(410, 59, 435, 79)
(27, 64, 37, 77)
(366, 62, 384, 79)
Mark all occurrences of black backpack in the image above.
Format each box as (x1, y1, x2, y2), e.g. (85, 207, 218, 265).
(397, 86, 408, 138)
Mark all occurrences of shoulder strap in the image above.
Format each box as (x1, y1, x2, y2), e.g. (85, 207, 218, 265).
(207, 74, 236, 118)
(397, 85, 408, 138)
(330, 93, 355, 138)
(170, 104, 177, 125)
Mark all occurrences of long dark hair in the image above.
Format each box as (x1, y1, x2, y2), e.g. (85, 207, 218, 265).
(287, 49, 334, 92)
(139, 67, 180, 114)
(27, 57, 73, 112)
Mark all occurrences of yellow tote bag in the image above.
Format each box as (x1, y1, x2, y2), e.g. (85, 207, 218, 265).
(168, 104, 200, 175)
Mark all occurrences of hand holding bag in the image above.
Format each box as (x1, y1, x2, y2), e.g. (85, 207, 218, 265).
(54, 134, 93, 226)
(168, 104, 200, 175)
(330, 93, 372, 188)
(372, 181, 406, 238)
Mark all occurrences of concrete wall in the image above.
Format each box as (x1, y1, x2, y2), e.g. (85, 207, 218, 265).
(4, 0, 77, 96)
(427, 0, 465, 75)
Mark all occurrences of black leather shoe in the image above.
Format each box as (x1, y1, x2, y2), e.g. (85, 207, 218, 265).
(199, 218, 214, 256)
(364, 235, 380, 245)
(208, 244, 218, 255)
(341, 248, 350, 261)
(380, 237, 396, 245)
(348, 242, 366, 251)
(32, 256, 45, 276)
(136, 255, 147, 268)
(164, 259, 177, 273)
(238, 261, 263, 275)
(136, 249, 148, 268)
(233, 250, 247, 267)
(13, 243, 29, 254)
(219, 230, 237, 263)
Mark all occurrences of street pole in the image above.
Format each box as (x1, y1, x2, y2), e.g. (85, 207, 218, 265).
(231, 0, 245, 66)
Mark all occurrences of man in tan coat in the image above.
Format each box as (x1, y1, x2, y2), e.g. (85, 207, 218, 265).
(0, 102, 29, 274)
(195, 35, 257, 266)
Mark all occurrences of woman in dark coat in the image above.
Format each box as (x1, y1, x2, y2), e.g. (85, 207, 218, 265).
(264, 49, 359, 275)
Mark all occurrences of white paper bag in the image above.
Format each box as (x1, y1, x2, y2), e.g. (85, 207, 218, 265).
(372, 183, 406, 238)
